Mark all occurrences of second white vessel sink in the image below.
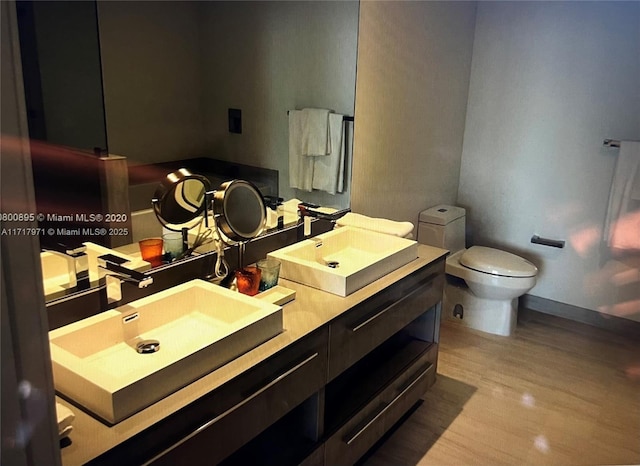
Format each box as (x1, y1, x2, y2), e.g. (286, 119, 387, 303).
(49, 279, 283, 424)
(268, 226, 418, 296)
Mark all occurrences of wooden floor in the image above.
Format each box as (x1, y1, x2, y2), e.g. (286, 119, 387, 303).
(362, 311, 640, 466)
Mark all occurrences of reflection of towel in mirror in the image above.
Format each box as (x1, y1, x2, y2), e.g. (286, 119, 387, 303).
(604, 140, 640, 251)
(289, 111, 314, 191)
(312, 113, 345, 194)
(302, 108, 331, 156)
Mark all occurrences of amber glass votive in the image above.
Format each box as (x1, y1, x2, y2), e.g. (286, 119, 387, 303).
(235, 266, 261, 296)
(139, 238, 163, 267)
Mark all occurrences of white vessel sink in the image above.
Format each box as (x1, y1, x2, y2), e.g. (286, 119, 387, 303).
(40, 242, 150, 300)
(49, 279, 283, 424)
(268, 226, 418, 297)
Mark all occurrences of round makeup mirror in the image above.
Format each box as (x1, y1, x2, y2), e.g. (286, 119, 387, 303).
(214, 180, 266, 242)
(152, 171, 267, 281)
(152, 170, 266, 242)
(152, 168, 211, 230)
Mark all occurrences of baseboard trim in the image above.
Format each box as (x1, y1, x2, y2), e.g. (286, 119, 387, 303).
(521, 294, 640, 340)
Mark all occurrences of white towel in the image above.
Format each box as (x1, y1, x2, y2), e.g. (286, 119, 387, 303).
(336, 212, 415, 238)
(288, 111, 314, 191)
(312, 113, 345, 194)
(302, 108, 331, 156)
(604, 140, 640, 250)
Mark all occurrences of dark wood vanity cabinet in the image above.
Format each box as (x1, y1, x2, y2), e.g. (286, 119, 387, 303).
(322, 260, 443, 465)
(77, 256, 445, 466)
(87, 329, 328, 466)
(220, 259, 445, 466)
(324, 342, 437, 465)
(147, 328, 329, 466)
(327, 260, 444, 381)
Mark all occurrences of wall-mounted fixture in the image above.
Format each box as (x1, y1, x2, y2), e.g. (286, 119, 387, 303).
(228, 108, 242, 134)
(531, 235, 565, 249)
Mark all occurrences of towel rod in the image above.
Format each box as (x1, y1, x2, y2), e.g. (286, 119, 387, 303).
(531, 235, 565, 249)
(287, 110, 354, 122)
(603, 139, 620, 148)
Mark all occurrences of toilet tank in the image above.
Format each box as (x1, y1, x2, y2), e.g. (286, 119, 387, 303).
(417, 205, 466, 253)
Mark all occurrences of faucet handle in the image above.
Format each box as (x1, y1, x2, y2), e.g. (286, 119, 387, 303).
(98, 253, 129, 268)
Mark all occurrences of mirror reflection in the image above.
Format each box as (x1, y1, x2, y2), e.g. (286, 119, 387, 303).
(173, 181, 206, 218)
(152, 169, 211, 228)
(22, 1, 360, 302)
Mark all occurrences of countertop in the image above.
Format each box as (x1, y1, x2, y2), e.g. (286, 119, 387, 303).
(57, 244, 448, 465)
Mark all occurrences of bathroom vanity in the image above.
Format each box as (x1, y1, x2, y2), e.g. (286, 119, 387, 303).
(56, 244, 446, 466)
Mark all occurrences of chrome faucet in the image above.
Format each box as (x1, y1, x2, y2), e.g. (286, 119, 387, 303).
(42, 243, 90, 290)
(98, 254, 153, 304)
(297, 204, 352, 239)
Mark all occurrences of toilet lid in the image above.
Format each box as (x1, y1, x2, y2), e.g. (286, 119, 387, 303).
(460, 246, 537, 278)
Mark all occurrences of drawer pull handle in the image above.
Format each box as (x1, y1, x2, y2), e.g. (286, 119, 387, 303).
(350, 273, 437, 333)
(202, 352, 319, 426)
(344, 364, 432, 446)
(146, 352, 319, 464)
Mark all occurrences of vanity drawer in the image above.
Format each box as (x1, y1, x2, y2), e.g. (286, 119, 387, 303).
(299, 444, 325, 466)
(324, 347, 436, 466)
(328, 260, 444, 381)
(147, 327, 328, 466)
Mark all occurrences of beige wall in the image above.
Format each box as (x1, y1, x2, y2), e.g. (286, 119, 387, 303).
(352, 1, 477, 231)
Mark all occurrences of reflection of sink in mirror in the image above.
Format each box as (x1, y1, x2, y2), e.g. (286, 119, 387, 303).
(49, 279, 283, 424)
(41, 242, 150, 301)
(268, 226, 418, 297)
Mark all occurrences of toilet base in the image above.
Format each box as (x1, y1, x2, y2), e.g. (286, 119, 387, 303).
(443, 280, 517, 336)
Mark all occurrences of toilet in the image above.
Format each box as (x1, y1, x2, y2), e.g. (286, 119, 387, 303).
(418, 205, 538, 336)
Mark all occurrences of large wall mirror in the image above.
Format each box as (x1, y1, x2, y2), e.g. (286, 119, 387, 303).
(18, 0, 359, 302)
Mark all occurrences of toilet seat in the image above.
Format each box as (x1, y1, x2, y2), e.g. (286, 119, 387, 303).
(459, 246, 537, 278)
(446, 249, 537, 302)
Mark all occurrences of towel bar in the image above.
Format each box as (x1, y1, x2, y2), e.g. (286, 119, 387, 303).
(531, 235, 565, 249)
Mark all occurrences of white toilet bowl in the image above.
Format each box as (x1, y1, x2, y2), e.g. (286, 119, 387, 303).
(418, 205, 539, 337)
(444, 247, 537, 336)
